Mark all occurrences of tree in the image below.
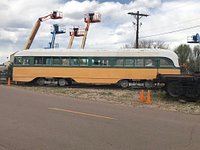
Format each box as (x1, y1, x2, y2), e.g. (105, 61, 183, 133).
(174, 44, 192, 65)
(123, 40, 169, 49)
(138, 40, 169, 49)
(189, 45, 200, 72)
(174, 44, 192, 74)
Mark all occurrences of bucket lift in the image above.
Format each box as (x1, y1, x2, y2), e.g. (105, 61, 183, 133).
(49, 24, 66, 48)
(24, 11, 63, 50)
(187, 33, 200, 43)
(81, 12, 101, 49)
(68, 26, 85, 48)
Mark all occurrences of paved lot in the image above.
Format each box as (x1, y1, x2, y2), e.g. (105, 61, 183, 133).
(0, 85, 199, 150)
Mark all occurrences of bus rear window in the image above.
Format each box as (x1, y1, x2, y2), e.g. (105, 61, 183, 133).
(160, 58, 174, 67)
(14, 57, 22, 65)
(14, 57, 30, 65)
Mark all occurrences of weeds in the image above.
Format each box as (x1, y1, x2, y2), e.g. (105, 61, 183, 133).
(11, 84, 200, 114)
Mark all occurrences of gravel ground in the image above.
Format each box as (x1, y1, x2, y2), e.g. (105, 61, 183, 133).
(11, 84, 200, 114)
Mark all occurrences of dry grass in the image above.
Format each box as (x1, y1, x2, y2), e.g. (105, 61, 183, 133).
(13, 84, 200, 114)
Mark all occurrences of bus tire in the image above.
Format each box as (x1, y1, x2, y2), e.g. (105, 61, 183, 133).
(118, 80, 129, 88)
(36, 78, 45, 86)
(144, 80, 154, 89)
(58, 79, 66, 87)
(66, 79, 72, 86)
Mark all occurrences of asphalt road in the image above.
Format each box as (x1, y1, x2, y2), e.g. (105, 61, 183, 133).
(0, 85, 199, 150)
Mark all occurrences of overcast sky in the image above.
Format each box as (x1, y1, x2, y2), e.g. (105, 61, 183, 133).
(1, 0, 200, 63)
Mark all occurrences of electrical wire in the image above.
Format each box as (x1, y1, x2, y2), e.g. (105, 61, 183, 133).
(140, 25, 200, 39)
(139, 1, 198, 33)
(158, 1, 195, 12)
(140, 17, 200, 33)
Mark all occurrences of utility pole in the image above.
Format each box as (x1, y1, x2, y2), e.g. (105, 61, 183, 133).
(128, 11, 149, 48)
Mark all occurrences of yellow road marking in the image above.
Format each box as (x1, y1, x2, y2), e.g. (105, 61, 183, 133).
(48, 107, 116, 120)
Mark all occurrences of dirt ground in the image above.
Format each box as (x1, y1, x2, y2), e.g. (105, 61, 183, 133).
(11, 84, 200, 114)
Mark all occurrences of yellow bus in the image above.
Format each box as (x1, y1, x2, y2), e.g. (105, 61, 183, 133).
(13, 48, 180, 88)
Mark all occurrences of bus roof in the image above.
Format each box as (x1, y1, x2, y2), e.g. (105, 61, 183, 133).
(14, 48, 179, 67)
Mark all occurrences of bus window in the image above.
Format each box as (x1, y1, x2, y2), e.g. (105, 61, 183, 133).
(101, 58, 110, 66)
(92, 58, 101, 66)
(79, 58, 88, 66)
(92, 58, 110, 67)
(53, 57, 61, 65)
(22, 57, 30, 65)
(145, 58, 155, 67)
(160, 58, 174, 67)
(71, 58, 79, 66)
(14, 57, 22, 65)
(34, 57, 43, 65)
(135, 58, 144, 67)
(43, 57, 52, 65)
(114, 58, 123, 67)
(61, 57, 70, 66)
(124, 58, 134, 67)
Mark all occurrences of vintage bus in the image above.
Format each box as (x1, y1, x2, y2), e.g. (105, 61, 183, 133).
(12, 48, 180, 88)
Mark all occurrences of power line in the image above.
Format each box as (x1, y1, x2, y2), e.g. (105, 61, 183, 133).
(139, 1, 198, 33)
(140, 17, 200, 33)
(140, 24, 200, 39)
(159, 1, 195, 12)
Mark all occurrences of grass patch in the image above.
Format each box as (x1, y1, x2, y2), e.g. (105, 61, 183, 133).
(10, 84, 200, 114)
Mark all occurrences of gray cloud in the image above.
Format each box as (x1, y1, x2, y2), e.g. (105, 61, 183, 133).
(0, 0, 199, 64)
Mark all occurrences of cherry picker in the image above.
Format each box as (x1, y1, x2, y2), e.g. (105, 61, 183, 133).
(68, 12, 101, 49)
(68, 26, 85, 48)
(24, 11, 63, 50)
(49, 24, 66, 49)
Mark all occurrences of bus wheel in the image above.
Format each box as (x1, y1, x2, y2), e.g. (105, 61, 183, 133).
(58, 79, 66, 87)
(118, 80, 129, 88)
(36, 78, 45, 86)
(66, 79, 72, 86)
(144, 81, 154, 89)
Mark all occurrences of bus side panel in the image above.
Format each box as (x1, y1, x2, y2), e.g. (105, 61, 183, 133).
(13, 67, 180, 84)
